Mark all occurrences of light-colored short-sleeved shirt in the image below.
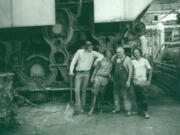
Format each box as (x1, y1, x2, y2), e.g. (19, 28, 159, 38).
(132, 58, 151, 85)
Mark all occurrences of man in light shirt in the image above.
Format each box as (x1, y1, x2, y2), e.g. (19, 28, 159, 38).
(132, 47, 152, 119)
(69, 41, 104, 113)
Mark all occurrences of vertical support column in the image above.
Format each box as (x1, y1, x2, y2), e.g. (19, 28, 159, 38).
(152, 33, 155, 61)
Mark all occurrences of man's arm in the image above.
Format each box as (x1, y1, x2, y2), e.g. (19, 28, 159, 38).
(111, 54, 117, 62)
(69, 50, 80, 75)
(92, 51, 104, 66)
(126, 58, 133, 87)
(145, 59, 152, 85)
(147, 68, 152, 85)
(91, 61, 101, 82)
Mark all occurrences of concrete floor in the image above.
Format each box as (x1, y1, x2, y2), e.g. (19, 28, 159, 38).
(1, 86, 180, 135)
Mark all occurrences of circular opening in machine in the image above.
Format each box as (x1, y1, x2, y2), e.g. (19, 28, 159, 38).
(23, 56, 50, 78)
(54, 52, 65, 64)
(52, 24, 63, 35)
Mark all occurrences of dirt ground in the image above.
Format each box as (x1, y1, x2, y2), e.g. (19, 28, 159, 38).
(1, 85, 180, 135)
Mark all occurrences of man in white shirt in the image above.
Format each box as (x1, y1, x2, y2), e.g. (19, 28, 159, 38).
(132, 47, 152, 119)
(69, 41, 104, 113)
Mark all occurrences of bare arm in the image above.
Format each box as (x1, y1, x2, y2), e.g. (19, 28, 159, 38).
(145, 59, 152, 85)
(147, 68, 152, 84)
(126, 58, 133, 87)
(92, 51, 104, 66)
(127, 61, 133, 83)
(91, 61, 101, 82)
(127, 58, 133, 82)
(111, 54, 117, 62)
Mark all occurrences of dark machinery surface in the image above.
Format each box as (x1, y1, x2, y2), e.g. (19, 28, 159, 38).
(153, 42, 180, 97)
(0, 0, 148, 91)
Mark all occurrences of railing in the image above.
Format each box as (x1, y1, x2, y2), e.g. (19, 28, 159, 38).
(153, 62, 180, 95)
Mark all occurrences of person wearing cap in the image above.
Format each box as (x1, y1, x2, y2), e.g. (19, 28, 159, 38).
(132, 47, 152, 119)
(69, 41, 104, 113)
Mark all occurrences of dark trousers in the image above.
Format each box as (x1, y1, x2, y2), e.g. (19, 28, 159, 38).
(113, 81, 132, 112)
(134, 85, 148, 112)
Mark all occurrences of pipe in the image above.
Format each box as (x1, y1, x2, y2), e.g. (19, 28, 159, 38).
(56, 0, 92, 5)
(77, 0, 82, 18)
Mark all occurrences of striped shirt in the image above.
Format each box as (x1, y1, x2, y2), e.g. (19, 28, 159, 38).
(96, 58, 112, 76)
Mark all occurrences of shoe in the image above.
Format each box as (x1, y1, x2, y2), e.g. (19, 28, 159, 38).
(80, 109, 84, 113)
(144, 111, 150, 119)
(126, 111, 132, 116)
(75, 107, 84, 114)
(99, 109, 103, 113)
(132, 111, 138, 115)
(88, 109, 93, 116)
(112, 108, 120, 113)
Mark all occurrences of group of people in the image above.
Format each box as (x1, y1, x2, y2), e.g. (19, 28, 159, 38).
(69, 40, 152, 119)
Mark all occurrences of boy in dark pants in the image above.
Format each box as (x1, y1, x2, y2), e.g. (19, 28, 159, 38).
(132, 48, 152, 119)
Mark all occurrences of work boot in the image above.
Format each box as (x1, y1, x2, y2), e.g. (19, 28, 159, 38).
(144, 111, 150, 119)
(132, 111, 138, 115)
(88, 109, 94, 116)
(74, 105, 84, 114)
(97, 102, 103, 113)
(112, 108, 120, 113)
(126, 111, 132, 116)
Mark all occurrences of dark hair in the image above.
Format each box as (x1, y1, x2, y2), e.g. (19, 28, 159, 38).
(84, 41, 93, 50)
(102, 50, 113, 56)
(132, 47, 142, 56)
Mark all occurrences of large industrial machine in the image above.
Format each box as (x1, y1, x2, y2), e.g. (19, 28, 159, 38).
(0, 0, 152, 90)
(153, 41, 180, 96)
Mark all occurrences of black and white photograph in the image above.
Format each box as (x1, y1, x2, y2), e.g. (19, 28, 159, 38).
(0, 0, 180, 135)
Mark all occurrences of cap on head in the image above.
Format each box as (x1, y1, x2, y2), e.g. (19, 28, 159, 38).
(85, 41, 92, 45)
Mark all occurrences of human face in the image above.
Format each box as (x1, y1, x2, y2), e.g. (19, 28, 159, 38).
(105, 50, 112, 59)
(134, 49, 141, 59)
(87, 45, 93, 52)
(116, 47, 124, 58)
